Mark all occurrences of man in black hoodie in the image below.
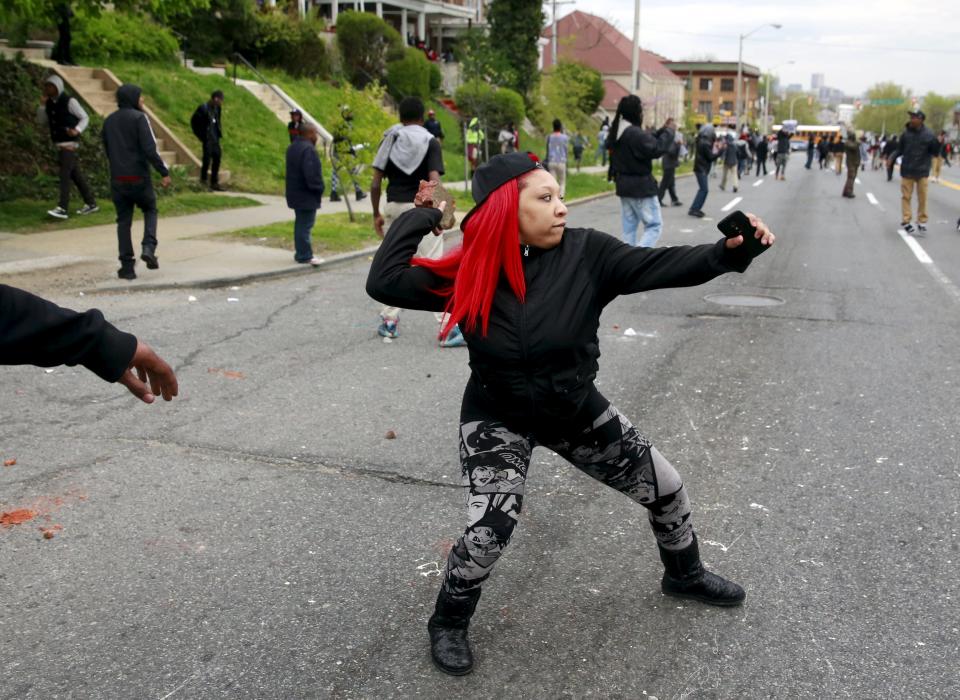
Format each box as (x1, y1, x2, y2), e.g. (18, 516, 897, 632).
(102, 84, 171, 280)
(191, 90, 224, 191)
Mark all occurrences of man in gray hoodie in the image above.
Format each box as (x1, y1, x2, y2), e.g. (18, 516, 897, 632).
(101, 84, 170, 280)
(37, 75, 99, 220)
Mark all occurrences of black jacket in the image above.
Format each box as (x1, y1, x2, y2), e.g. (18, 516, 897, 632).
(661, 139, 680, 170)
(285, 137, 324, 210)
(366, 208, 758, 433)
(191, 102, 222, 144)
(45, 91, 80, 144)
(102, 85, 169, 179)
(0, 284, 137, 382)
(895, 124, 939, 179)
(424, 118, 444, 140)
(776, 130, 792, 154)
(756, 139, 768, 158)
(694, 139, 721, 175)
(610, 125, 674, 198)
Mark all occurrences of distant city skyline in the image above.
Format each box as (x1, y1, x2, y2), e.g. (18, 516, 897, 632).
(550, 1, 958, 97)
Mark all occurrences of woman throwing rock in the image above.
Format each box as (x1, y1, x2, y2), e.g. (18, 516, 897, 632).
(366, 152, 775, 676)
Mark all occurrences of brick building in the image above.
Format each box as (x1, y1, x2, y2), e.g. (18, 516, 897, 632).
(662, 61, 762, 127)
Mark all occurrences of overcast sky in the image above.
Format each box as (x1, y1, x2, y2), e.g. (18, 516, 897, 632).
(549, 0, 959, 97)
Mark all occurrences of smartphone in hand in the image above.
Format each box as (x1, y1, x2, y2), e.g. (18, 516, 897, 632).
(717, 210, 768, 256)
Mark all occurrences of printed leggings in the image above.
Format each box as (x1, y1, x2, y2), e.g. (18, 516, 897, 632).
(441, 383, 693, 601)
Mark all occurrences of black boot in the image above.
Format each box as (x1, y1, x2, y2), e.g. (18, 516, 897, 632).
(427, 588, 480, 676)
(659, 535, 745, 606)
(140, 247, 159, 270)
(117, 262, 136, 280)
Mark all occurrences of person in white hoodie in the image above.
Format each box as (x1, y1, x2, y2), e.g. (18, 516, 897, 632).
(369, 96, 465, 347)
(37, 75, 99, 220)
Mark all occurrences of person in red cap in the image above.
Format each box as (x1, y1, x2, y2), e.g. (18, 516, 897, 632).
(366, 151, 776, 676)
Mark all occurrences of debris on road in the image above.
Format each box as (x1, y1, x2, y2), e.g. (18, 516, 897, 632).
(385, 430, 397, 439)
(1, 509, 37, 527)
(3, 458, 16, 467)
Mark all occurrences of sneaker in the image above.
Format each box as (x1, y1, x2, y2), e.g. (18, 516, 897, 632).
(117, 267, 137, 280)
(47, 206, 69, 220)
(377, 318, 399, 339)
(733, 187, 738, 193)
(439, 325, 467, 348)
(900, 223, 915, 234)
(688, 209, 705, 218)
(76, 203, 100, 216)
(329, 192, 341, 203)
(917, 224, 927, 235)
(672, 201, 683, 207)
(355, 190, 366, 201)
(308, 256, 323, 267)
(210, 183, 226, 192)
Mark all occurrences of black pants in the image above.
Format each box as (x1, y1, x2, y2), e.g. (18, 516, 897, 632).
(201, 140, 221, 185)
(111, 180, 158, 266)
(755, 156, 767, 176)
(58, 148, 95, 210)
(843, 167, 857, 196)
(439, 381, 694, 602)
(658, 167, 679, 204)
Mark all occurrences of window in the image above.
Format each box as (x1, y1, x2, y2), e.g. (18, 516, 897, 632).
(698, 101, 713, 118)
(699, 78, 713, 91)
(720, 101, 734, 112)
(721, 78, 734, 92)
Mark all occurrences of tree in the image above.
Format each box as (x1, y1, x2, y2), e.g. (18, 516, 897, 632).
(385, 47, 434, 101)
(772, 91, 821, 125)
(854, 82, 911, 136)
(335, 10, 403, 89)
(1, 0, 209, 25)
(535, 60, 603, 134)
(485, 0, 545, 100)
(920, 92, 957, 133)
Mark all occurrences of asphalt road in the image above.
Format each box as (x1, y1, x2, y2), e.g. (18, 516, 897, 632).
(2, 154, 959, 699)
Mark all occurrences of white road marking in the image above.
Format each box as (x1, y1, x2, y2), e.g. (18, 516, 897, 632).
(721, 196, 743, 212)
(752, 179, 764, 187)
(866, 192, 879, 205)
(855, 177, 862, 184)
(897, 230, 932, 263)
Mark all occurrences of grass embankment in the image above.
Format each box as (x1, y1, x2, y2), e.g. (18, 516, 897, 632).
(0, 192, 260, 233)
(217, 212, 380, 254)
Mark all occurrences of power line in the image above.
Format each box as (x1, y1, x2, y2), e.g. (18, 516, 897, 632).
(640, 29, 960, 55)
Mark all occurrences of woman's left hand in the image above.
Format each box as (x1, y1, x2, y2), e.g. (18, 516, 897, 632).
(724, 212, 776, 249)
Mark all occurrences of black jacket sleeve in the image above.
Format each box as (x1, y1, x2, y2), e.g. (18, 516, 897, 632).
(365, 207, 450, 313)
(302, 148, 325, 196)
(190, 105, 207, 142)
(138, 114, 170, 177)
(0, 284, 138, 382)
(585, 231, 755, 306)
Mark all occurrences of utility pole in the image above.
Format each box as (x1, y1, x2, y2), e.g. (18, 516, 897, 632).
(736, 23, 781, 129)
(550, 0, 575, 69)
(630, 0, 641, 92)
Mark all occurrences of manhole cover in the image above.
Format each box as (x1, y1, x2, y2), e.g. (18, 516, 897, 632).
(703, 293, 785, 307)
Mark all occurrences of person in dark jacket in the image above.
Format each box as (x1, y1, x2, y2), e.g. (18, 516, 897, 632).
(102, 84, 171, 280)
(424, 109, 444, 142)
(895, 110, 940, 235)
(805, 134, 815, 169)
(191, 90, 224, 191)
(688, 124, 724, 218)
(285, 121, 325, 265)
(842, 131, 861, 198)
(755, 134, 769, 175)
(720, 133, 739, 192)
(0, 284, 178, 404)
(37, 75, 98, 220)
(366, 151, 776, 676)
(774, 128, 791, 180)
(817, 135, 830, 169)
(882, 135, 899, 181)
(608, 96, 673, 246)
(287, 109, 303, 143)
(53, 2, 74, 65)
(658, 122, 683, 208)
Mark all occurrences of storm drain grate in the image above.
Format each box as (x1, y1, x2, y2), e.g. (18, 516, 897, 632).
(703, 293, 785, 307)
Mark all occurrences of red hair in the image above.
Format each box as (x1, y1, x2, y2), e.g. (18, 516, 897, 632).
(412, 176, 529, 337)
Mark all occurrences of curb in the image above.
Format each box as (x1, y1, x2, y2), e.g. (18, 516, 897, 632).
(81, 186, 632, 295)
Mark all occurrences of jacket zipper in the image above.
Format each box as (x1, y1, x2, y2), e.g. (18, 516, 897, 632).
(524, 245, 530, 257)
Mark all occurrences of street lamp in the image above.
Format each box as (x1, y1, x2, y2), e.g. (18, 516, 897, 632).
(763, 60, 794, 134)
(789, 94, 804, 121)
(736, 23, 781, 130)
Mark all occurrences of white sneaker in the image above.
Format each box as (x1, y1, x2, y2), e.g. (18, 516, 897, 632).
(76, 203, 100, 215)
(916, 224, 927, 235)
(900, 223, 915, 234)
(309, 256, 324, 267)
(47, 206, 68, 219)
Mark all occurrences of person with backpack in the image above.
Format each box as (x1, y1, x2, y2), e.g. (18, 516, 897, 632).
(191, 90, 225, 191)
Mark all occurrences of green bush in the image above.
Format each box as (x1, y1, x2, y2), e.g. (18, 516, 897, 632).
(72, 10, 180, 64)
(385, 47, 433, 100)
(169, 0, 258, 65)
(253, 10, 330, 78)
(455, 80, 525, 128)
(335, 11, 402, 88)
(429, 62, 442, 94)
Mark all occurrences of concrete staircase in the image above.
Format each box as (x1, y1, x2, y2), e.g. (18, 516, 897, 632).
(234, 78, 332, 146)
(50, 65, 211, 178)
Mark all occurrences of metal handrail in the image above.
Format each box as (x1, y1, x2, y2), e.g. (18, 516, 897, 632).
(231, 52, 299, 115)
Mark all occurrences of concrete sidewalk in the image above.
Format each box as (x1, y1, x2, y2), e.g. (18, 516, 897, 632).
(0, 166, 612, 294)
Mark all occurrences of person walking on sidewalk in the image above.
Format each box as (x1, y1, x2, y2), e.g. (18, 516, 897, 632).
(688, 124, 723, 218)
(37, 75, 98, 220)
(658, 122, 683, 209)
(596, 118, 610, 167)
(842, 131, 861, 198)
(370, 96, 464, 347)
(545, 119, 569, 198)
(895, 109, 939, 236)
(608, 97, 673, 247)
(572, 131, 587, 172)
(287, 109, 303, 143)
(285, 122, 325, 266)
(366, 151, 776, 677)
(102, 84, 170, 281)
(191, 90, 224, 191)
(719, 133, 739, 192)
(774, 128, 791, 180)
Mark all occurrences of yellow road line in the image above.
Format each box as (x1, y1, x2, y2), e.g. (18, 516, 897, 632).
(937, 179, 960, 192)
